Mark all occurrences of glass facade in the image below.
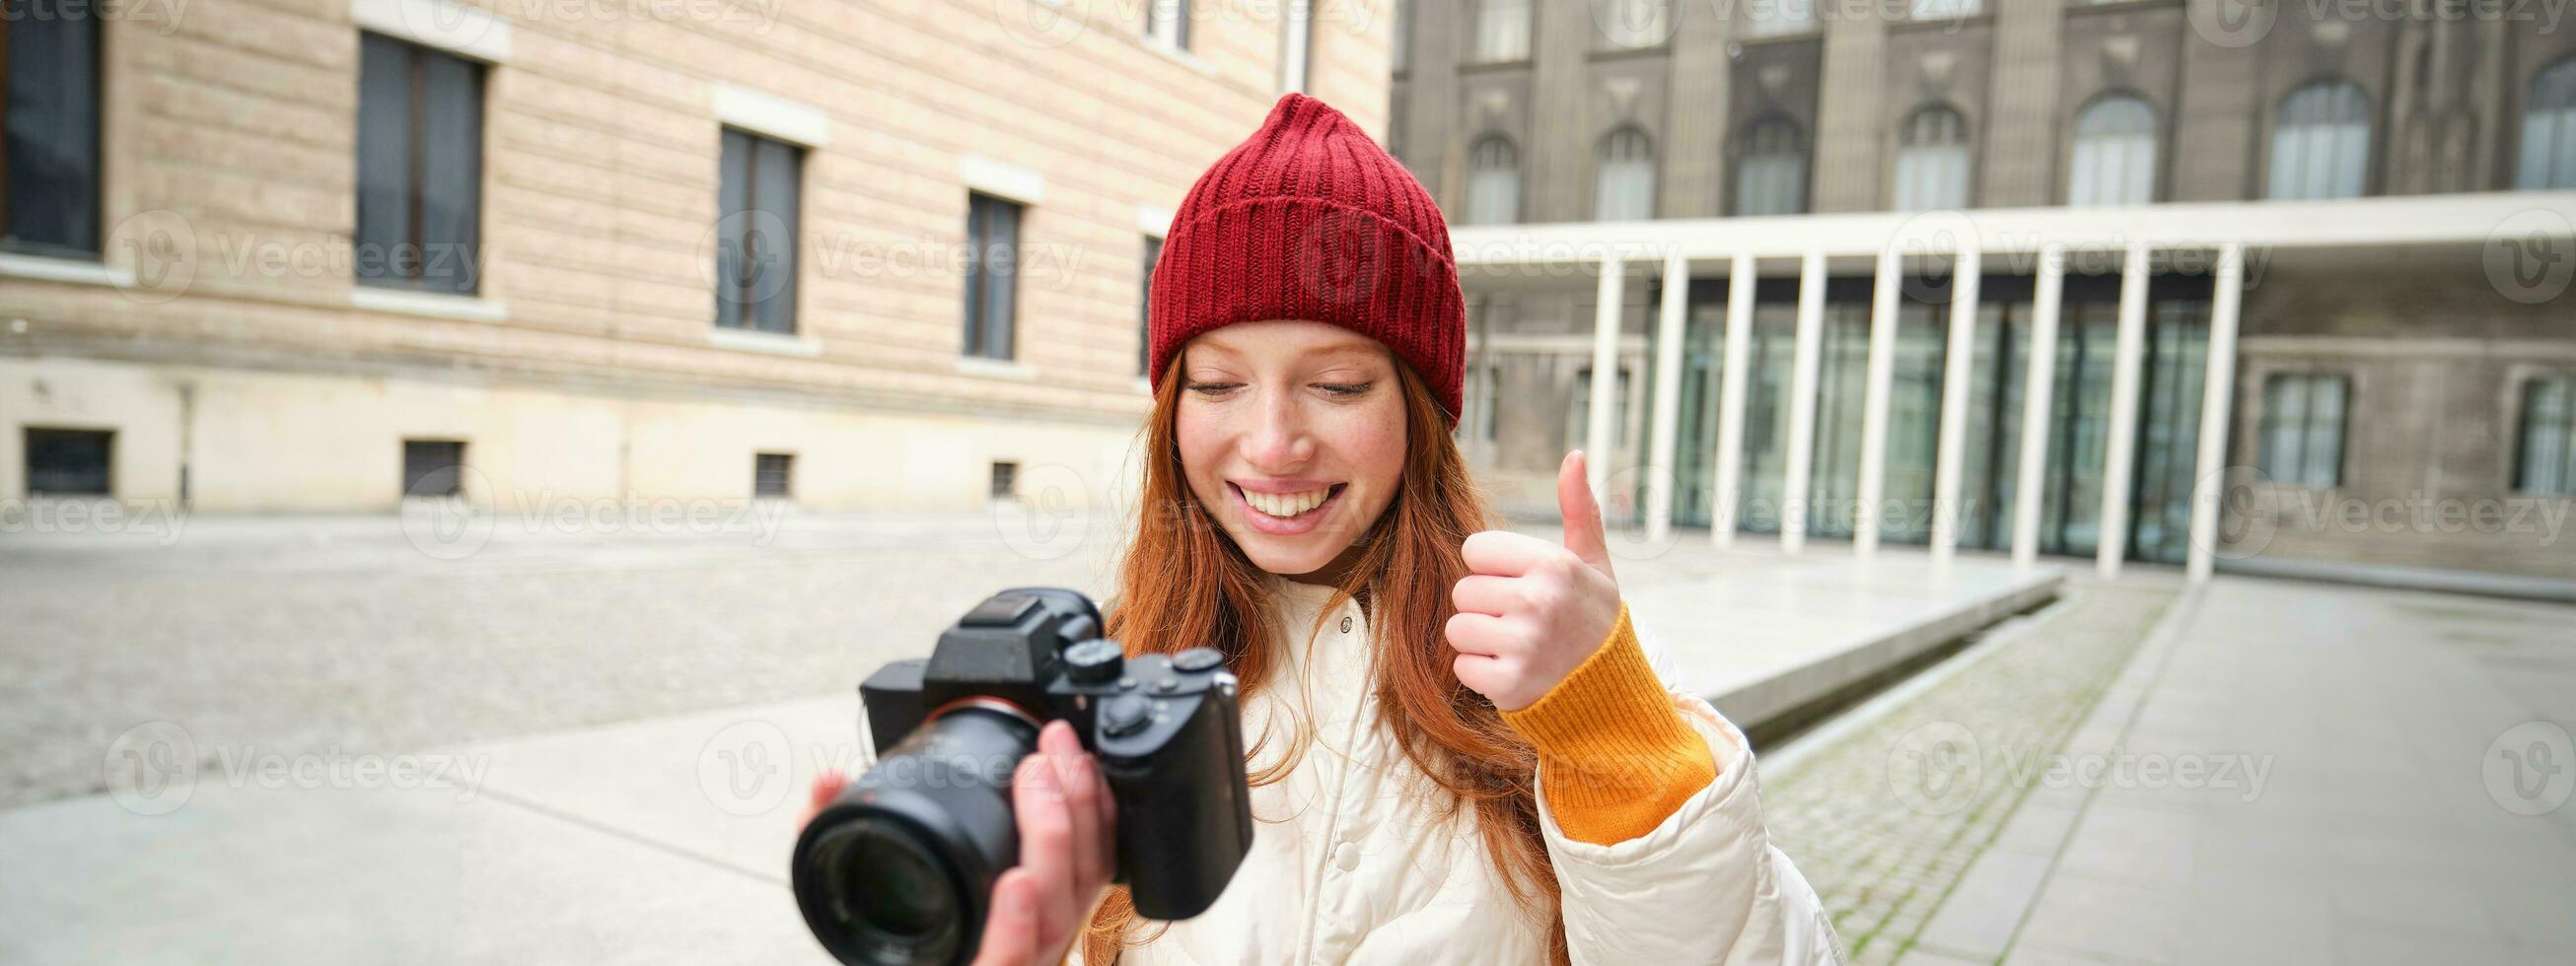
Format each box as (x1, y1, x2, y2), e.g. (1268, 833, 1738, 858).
(1646, 274, 2212, 565)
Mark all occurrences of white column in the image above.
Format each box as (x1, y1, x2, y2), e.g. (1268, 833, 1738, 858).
(1929, 244, 1981, 567)
(1711, 253, 1755, 548)
(1854, 246, 1901, 558)
(1781, 250, 1825, 554)
(1587, 252, 1624, 499)
(2096, 243, 2153, 578)
(1646, 251, 1689, 545)
(2011, 244, 2066, 571)
(2186, 243, 2246, 583)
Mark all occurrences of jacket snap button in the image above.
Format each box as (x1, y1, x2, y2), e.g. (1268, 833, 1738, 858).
(1338, 615, 1353, 634)
(1332, 841, 1360, 871)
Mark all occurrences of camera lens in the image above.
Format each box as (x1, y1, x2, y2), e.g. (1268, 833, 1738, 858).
(792, 705, 1038, 966)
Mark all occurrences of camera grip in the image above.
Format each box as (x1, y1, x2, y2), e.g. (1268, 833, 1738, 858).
(1093, 680, 1254, 921)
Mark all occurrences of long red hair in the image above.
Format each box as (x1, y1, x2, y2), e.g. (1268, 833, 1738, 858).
(1081, 350, 1567, 965)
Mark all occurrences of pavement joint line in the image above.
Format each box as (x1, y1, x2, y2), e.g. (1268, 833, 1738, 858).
(468, 785, 790, 889)
(1760, 595, 2078, 779)
(1985, 581, 2211, 966)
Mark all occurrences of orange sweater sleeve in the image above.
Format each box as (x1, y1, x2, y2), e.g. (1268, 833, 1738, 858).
(1498, 601, 1717, 845)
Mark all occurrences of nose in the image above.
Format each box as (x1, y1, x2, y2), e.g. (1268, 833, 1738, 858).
(1239, 383, 1315, 470)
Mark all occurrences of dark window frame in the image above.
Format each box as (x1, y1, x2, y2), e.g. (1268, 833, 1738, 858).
(753, 451, 795, 499)
(0, 2, 106, 258)
(2256, 372, 2350, 489)
(965, 192, 1023, 361)
(990, 459, 1019, 501)
(2513, 375, 2576, 496)
(714, 126, 804, 335)
(24, 427, 112, 497)
(400, 439, 468, 498)
(355, 33, 485, 295)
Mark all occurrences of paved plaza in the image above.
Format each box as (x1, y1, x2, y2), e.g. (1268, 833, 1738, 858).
(1, 514, 2570, 963)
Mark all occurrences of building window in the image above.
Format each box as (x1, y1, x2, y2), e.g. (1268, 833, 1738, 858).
(2068, 95, 2157, 206)
(2517, 58, 2576, 190)
(1392, 0, 1410, 73)
(2269, 80, 2371, 200)
(23, 428, 110, 496)
(990, 460, 1020, 501)
(1735, 116, 1808, 216)
(1595, 0, 1669, 49)
(2517, 376, 2576, 496)
(715, 127, 804, 334)
(401, 440, 467, 498)
(1466, 135, 1521, 226)
(1595, 126, 1656, 221)
(1, 3, 103, 257)
(1572, 367, 1632, 448)
(1909, 0, 1981, 16)
(1745, 0, 1816, 36)
(1146, 0, 1188, 50)
(1463, 364, 1501, 443)
(1280, 0, 1315, 93)
(356, 34, 484, 295)
(1893, 104, 1971, 211)
(966, 193, 1023, 361)
(754, 452, 794, 499)
(1139, 235, 1162, 377)
(2257, 374, 2347, 488)
(1472, 0, 1531, 63)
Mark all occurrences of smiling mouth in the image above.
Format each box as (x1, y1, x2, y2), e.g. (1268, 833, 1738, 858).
(1229, 482, 1347, 519)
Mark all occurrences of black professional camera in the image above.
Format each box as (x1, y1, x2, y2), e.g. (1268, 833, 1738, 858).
(790, 587, 1254, 966)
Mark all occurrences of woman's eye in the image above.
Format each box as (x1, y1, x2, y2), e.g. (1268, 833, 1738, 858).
(1185, 381, 1240, 395)
(1317, 381, 1374, 397)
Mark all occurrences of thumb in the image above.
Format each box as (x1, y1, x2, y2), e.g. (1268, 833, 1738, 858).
(1557, 450, 1614, 580)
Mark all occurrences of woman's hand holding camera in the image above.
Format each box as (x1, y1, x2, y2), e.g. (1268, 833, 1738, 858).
(802, 721, 1116, 966)
(1445, 449, 1624, 713)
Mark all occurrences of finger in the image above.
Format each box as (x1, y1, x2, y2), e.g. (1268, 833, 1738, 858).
(1443, 610, 1515, 657)
(1461, 529, 1555, 578)
(1557, 450, 1615, 581)
(1044, 724, 1106, 891)
(1450, 574, 1522, 617)
(969, 869, 1039, 966)
(1450, 651, 1517, 705)
(1013, 753, 1078, 944)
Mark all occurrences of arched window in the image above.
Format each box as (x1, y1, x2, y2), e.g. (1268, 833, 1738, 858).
(2068, 95, 2157, 206)
(1595, 0, 1670, 49)
(2269, 80, 2371, 200)
(1735, 116, 1808, 216)
(1467, 135, 1522, 226)
(1893, 105, 1970, 210)
(1595, 126, 1656, 221)
(1472, 0, 1531, 63)
(2518, 58, 2576, 190)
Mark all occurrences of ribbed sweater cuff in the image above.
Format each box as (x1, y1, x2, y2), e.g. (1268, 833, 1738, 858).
(1499, 601, 1717, 845)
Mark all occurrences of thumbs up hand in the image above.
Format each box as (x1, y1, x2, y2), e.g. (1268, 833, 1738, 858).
(1446, 450, 1625, 713)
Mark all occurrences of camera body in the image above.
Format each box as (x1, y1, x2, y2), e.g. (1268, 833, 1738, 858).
(792, 587, 1254, 966)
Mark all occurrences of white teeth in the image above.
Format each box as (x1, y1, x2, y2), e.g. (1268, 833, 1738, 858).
(1242, 486, 1332, 518)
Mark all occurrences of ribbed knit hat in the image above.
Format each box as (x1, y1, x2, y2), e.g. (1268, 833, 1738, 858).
(1147, 93, 1466, 426)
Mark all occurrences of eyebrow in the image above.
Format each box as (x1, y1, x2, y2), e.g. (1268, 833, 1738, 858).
(1192, 334, 1384, 363)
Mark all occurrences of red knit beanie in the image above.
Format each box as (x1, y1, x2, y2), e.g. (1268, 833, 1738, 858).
(1147, 93, 1466, 426)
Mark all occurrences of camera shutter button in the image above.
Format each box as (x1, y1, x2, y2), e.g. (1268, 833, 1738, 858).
(1174, 647, 1224, 672)
(1064, 640, 1124, 684)
(1102, 694, 1152, 737)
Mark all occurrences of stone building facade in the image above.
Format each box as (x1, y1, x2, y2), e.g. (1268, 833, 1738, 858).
(2, 0, 1389, 514)
(1391, 0, 2576, 586)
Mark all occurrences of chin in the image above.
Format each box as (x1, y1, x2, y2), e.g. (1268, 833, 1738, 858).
(1231, 531, 1348, 578)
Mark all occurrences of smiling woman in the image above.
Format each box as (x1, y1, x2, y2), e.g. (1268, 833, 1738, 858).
(1177, 322, 1406, 582)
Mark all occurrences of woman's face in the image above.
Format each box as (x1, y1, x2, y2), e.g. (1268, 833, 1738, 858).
(1176, 320, 1407, 583)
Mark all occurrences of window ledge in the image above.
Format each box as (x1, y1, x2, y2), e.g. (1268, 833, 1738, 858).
(708, 326, 823, 357)
(957, 356, 1036, 380)
(1140, 34, 1219, 77)
(0, 252, 133, 290)
(349, 285, 507, 322)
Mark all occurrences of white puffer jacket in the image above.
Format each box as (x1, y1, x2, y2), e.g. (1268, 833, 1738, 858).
(1083, 573, 1845, 965)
